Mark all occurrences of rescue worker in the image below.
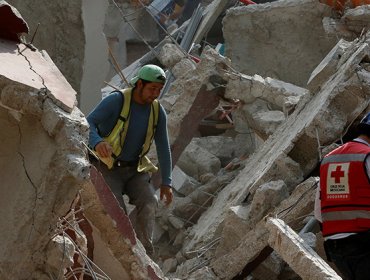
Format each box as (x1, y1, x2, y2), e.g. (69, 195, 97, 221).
(87, 64, 173, 256)
(319, 112, 370, 280)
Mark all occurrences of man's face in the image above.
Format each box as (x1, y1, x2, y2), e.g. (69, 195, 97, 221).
(136, 80, 164, 104)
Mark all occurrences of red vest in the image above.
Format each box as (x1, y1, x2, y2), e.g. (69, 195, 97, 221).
(320, 141, 370, 237)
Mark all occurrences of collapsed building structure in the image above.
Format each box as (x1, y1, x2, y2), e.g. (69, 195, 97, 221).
(1, 0, 370, 279)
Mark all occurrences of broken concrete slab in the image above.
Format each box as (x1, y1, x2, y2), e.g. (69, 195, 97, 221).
(187, 266, 218, 280)
(159, 42, 187, 68)
(172, 165, 200, 196)
(6, 0, 85, 97)
(193, 136, 236, 166)
(46, 235, 75, 276)
(226, 73, 308, 113)
(0, 39, 77, 112)
(6, 0, 110, 114)
(213, 205, 250, 259)
(225, 72, 308, 139)
(171, 57, 197, 79)
(266, 218, 341, 280)
(239, 100, 287, 140)
(177, 140, 221, 180)
(223, 0, 338, 87)
(248, 180, 289, 226)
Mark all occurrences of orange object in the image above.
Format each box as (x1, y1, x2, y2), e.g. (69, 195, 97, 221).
(351, 0, 370, 7)
(319, 0, 347, 11)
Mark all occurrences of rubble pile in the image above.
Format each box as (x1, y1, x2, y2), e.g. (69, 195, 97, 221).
(1, 0, 370, 279)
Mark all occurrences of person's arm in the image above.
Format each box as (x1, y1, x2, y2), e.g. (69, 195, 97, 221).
(154, 105, 173, 205)
(154, 105, 172, 185)
(87, 92, 122, 151)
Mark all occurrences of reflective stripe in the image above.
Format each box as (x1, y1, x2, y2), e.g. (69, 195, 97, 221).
(321, 154, 367, 165)
(106, 89, 131, 157)
(140, 101, 158, 157)
(322, 210, 370, 221)
(137, 100, 159, 173)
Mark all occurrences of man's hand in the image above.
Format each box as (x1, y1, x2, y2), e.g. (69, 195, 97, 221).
(95, 141, 113, 158)
(160, 185, 173, 206)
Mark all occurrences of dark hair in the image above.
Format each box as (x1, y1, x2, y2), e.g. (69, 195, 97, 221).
(358, 123, 370, 138)
(358, 112, 370, 138)
(140, 79, 151, 85)
(132, 79, 149, 92)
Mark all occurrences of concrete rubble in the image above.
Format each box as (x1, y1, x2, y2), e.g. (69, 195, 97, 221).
(2, 0, 370, 279)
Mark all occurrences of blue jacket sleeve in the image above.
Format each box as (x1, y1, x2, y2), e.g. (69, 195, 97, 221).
(86, 92, 122, 149)
(154, 105, 172, 186)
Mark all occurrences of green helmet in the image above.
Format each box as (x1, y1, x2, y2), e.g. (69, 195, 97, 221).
(130, 64, 166, 85)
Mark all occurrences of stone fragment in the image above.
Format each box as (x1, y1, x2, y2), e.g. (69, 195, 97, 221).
(171, 57, 197, 79)
(162, 257, 178, 274)
(46, 235, 75, 275)
(248, 180, 289, 226)
(159, 43, 186, 68)
(177, 141, 221, 180)
(172, 165, 200, 196)
(193, 136, 236, 166)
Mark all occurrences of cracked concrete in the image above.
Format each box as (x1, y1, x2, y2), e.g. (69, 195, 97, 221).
(0, 4, 90, 277)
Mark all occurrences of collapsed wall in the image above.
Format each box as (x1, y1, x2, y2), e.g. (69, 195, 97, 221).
(223, 0, 338, 87)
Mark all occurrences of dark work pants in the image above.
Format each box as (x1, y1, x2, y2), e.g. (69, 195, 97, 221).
(324, 231, 370, 280)
(92, 160, 158, 255)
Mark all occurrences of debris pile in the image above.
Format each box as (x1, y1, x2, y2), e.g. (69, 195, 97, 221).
(1, 0, 370, 279)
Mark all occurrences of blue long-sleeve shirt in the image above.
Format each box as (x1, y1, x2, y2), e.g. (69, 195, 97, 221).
(87, 90, 172, 186)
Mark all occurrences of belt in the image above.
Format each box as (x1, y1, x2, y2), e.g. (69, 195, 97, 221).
(114, 160, 138, 168)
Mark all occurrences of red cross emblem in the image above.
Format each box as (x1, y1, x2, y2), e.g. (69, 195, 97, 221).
(331, 165, 345, 183)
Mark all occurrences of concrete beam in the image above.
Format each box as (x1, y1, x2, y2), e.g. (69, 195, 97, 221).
(266, 218, 340, 280)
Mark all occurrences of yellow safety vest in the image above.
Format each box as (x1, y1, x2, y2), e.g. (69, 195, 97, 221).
(102, 88, 159, 173)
